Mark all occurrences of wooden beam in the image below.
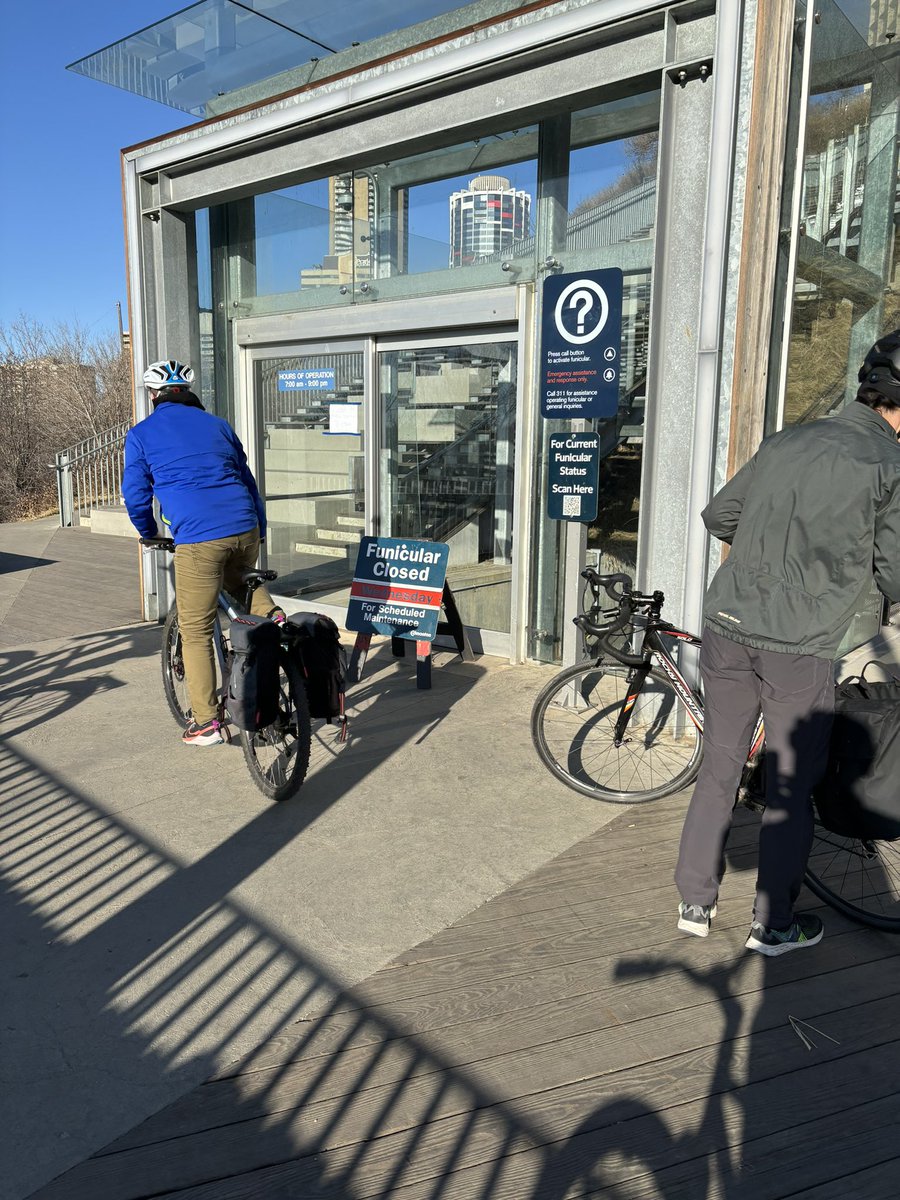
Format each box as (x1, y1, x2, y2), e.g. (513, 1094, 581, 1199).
(727, 0, 797, 476)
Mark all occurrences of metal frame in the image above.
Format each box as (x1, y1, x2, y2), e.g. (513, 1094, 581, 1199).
(239, 315, 525, 658)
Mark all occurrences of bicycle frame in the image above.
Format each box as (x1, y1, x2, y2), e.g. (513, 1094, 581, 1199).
(610, 622, 765, 762)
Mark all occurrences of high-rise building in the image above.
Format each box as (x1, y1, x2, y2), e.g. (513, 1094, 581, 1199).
(449, 175, 531, 268)
(300, 173, 375, 289)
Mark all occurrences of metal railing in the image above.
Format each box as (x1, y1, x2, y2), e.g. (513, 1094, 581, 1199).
(55, 421, 130, 527)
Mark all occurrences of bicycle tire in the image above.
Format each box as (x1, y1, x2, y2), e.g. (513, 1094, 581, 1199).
(238, 650, 312, 802)
(531, 659, 703, 802)
(804, 823, 900, 931)
(161, 604, 191, 727)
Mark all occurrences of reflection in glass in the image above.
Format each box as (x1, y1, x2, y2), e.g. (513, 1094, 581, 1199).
(366, 129, 538, 290)
(777, 0, 898, 651)
(195, 209, 216, 414)
(380, 343, 517, 634)
(568, 89, 660, 578)
(567, 90, 661, 256)
(782, 0, 899, 426)
(257, 353, 365, 599)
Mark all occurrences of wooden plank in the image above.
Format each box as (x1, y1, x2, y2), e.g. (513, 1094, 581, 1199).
(62, 1001, 900, 1200)
(582, 1093, 900, 1200)
(88, 951, 900, 1170)
(28, 754, 900, 1200)
(787, 1158, 900, 1200)
(211, 919, 896, 1097)
(211, 921, 897, 1086)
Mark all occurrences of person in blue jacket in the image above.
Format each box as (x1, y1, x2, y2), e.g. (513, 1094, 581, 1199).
(123, 359, 282, 745)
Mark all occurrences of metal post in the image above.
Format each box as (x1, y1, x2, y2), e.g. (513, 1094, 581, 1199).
(56, 450, 73, 527)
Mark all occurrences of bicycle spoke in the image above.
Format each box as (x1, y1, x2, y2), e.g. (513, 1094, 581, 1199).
(534, 662, 701, 801)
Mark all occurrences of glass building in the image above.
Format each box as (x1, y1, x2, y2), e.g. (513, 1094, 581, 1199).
(72, 0, 899, 661)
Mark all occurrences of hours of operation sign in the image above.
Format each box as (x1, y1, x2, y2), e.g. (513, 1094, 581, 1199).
(539, 268, 623, 419)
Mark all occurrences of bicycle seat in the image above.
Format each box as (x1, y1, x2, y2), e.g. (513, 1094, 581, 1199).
(241, 569, 279, 585)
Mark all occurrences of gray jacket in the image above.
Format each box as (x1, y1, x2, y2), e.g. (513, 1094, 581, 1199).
(703, 401, 900, 658)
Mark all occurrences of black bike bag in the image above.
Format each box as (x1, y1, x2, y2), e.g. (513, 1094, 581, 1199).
(814, 663, 900, 842)
(286, 613, 348, 738)
(226, 614, 281, 732)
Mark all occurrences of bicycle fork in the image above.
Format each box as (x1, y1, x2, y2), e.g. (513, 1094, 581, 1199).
(612, 661, 653, 747)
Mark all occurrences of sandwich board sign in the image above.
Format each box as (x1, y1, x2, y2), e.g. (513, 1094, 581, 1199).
(346, 536, 449, 641)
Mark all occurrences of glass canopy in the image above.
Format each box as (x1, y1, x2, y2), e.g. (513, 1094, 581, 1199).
(67, 0, 487, 117)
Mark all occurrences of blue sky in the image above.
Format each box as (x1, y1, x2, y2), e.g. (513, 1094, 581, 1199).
(0, 3, 197, 335)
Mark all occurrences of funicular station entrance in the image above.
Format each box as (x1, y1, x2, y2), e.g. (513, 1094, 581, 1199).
(70, 0, 898, 662)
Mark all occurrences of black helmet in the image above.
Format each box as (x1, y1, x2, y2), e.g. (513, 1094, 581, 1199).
(858, 330, 900, 405)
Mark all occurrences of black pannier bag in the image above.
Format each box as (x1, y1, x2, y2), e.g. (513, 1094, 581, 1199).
(813, 663, 900, 842)
(286, 613, 349, 740)
(226, 614, 282, 731)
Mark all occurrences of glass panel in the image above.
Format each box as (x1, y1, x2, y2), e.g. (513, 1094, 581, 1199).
(528, 87, 661, 661)
(69, 0, 483, 116)
(359, 126, 539, 302)
(775, 0, 898, 652)
(195, 209, 217, 414)
(781, 0, 899, 426)
(566, 89, 661, 265)
(379, 342, 517, 634)
(256, 350, 366, 601)
(569, 90, 659, 578)
(235, 177, 358, 313)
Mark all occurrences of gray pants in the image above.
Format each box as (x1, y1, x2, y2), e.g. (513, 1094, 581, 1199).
(675, 626, 835, 930)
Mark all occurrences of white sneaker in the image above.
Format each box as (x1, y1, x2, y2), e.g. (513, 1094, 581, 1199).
(677, 901, 718, 937)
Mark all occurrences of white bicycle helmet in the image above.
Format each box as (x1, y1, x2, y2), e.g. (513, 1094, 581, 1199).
(142, 359, 195, 391)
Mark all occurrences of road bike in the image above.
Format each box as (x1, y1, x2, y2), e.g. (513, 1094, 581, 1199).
(142, 538, 312, 802)
(531, 566, 900, 931)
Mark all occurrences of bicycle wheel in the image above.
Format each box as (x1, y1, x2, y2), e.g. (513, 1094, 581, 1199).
(161, 604, 191, 727)
(804, 823, 900, 931)
(239, 651, 312, 802)
(531, 660, 703, 802)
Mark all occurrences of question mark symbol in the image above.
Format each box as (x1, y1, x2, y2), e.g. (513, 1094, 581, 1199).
(568, 289, 594, 335)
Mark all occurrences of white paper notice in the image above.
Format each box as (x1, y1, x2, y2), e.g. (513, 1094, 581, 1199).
(328, 402, 360, 434)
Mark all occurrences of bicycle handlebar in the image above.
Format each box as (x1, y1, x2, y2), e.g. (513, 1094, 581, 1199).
(140, 537, 176, 552)
(581, 566, 633, 603)
(574, 566, 649, 667)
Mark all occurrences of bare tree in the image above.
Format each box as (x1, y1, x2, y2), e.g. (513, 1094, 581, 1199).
(0, 316, 133, 522)
(571, 132, 659, 216)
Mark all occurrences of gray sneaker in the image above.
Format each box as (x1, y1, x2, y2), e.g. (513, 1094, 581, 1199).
(677, 901, 718, 938)
(745, 913, 824, 956)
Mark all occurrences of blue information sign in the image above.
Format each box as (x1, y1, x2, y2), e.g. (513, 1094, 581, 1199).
(346, 536, 450, 642)
(277, 368, 336, 392)
(540, 268, 623, 419)
(547, 432, 601, 521)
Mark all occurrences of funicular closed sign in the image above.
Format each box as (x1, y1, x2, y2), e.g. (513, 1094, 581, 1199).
(346, 536, 450, 641)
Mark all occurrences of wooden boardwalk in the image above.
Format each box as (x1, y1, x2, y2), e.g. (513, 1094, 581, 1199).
(31, 796, 900, 1199)
(0, 523, 140, 644)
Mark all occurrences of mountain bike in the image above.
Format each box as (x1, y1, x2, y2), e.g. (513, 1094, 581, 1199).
(141, 538, 311, 802)
(531, 566, 900, 931)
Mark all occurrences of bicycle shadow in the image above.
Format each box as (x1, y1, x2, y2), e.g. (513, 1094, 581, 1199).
(527, 704, 899, 1200)
(527, 918, 900, 1198)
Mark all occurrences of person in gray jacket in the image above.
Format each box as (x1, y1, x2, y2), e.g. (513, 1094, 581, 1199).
(675, 331, 900, 955)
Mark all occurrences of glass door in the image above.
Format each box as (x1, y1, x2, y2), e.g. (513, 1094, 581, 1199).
(378, 335, 518, 642)
(252, 343, 366, 603)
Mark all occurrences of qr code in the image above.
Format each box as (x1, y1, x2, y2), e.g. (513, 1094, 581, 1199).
(562, 494, 582, 517)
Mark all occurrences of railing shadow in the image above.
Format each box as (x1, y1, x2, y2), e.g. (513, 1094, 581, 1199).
(6, 724, 899, 1200)
(4, 728, 550, 1200)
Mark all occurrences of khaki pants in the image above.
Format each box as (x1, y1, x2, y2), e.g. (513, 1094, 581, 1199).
(173, 527, 275, 725)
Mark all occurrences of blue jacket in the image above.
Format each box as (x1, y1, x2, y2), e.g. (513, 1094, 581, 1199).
(122, 399, 266, 545)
